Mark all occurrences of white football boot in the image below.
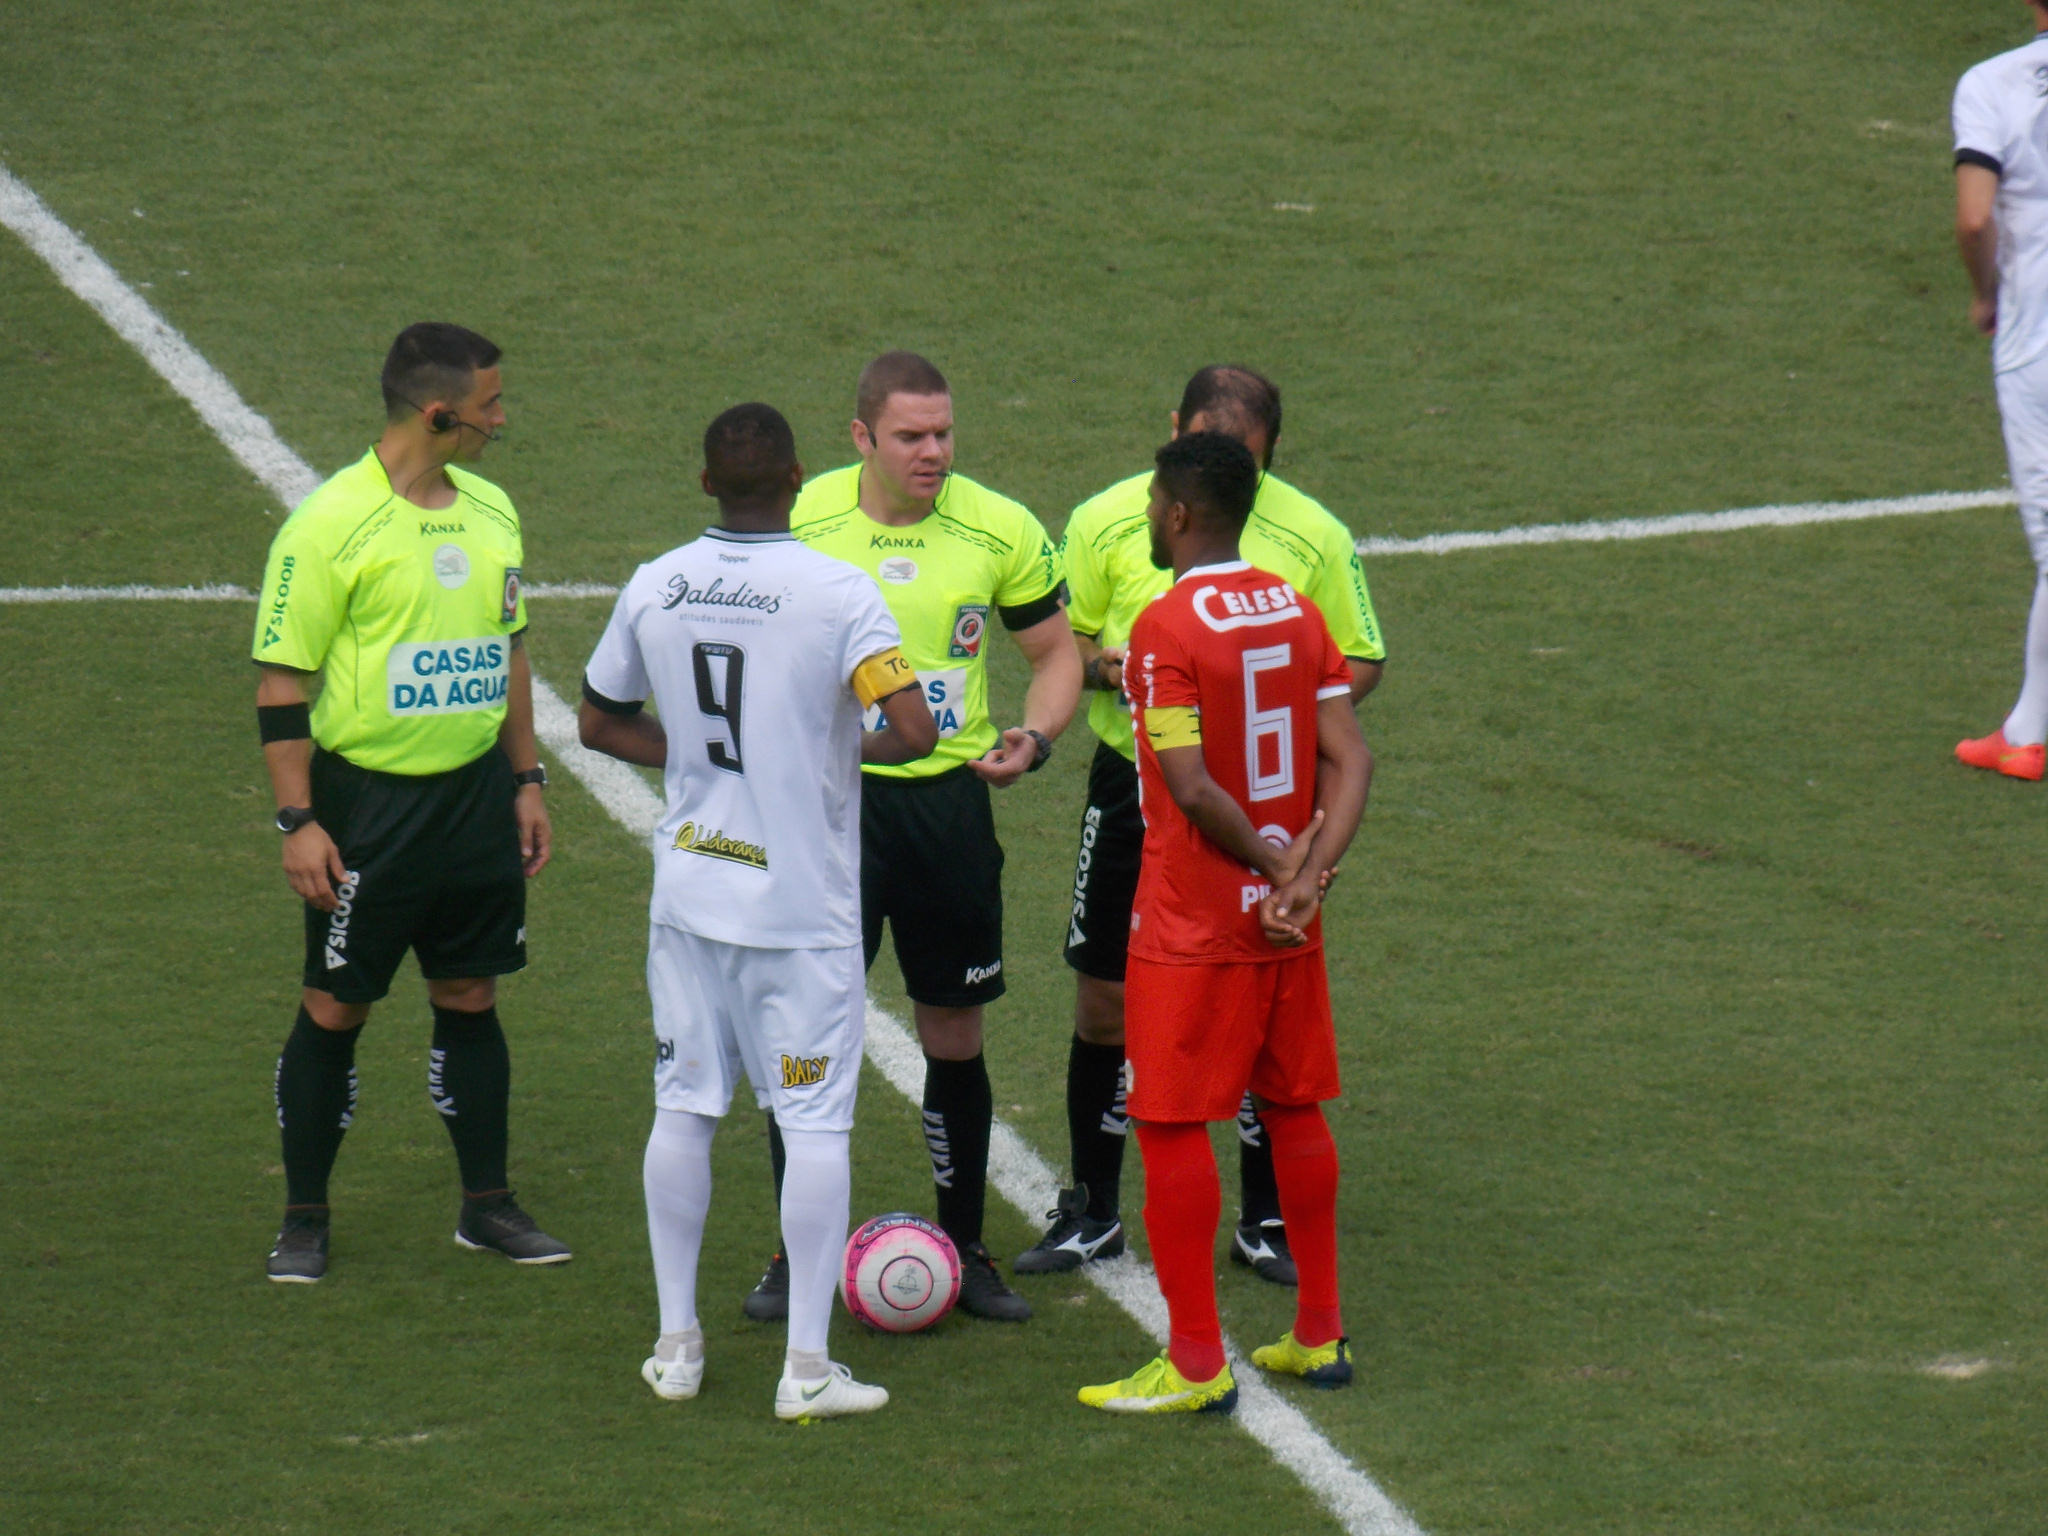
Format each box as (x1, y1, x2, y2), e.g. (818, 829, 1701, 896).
(774, 1362, 888, 1421)
(641, 1331, 705, 1400)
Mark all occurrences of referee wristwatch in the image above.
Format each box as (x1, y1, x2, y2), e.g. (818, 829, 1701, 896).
(512, 764, 548, 789)
(275, 806, 317, 834)
(1023, 729, 1054, 772)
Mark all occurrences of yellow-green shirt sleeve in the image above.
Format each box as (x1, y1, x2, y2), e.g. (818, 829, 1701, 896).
(1305, 518, 1385, 662)
(251, 515, 348, 671)
(994, 506, 1065, 616)
(1062, 508, 1111, 637)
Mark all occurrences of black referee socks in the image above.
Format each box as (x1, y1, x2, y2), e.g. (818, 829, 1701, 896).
(430, 1004, 511, 1195)
(922, 1051, 993, 1250)
(1236, 1092, 1283, 1227)
(1067, 1034, 1129, 1223)
(276, 1006, 360, 1207)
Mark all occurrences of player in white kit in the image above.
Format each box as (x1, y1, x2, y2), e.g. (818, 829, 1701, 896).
(1955, 1, 2048, 781)
(578, 403, 938, 1418)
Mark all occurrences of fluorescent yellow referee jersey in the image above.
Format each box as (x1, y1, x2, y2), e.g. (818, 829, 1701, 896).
(793, 465, 1064, 779)
(1062, 470, 1385, 760)
(252, 449, 529, 775)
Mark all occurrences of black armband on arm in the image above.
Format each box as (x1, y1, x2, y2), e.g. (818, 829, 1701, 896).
(582, 677, 644, 716)
(997, 581, 1069, 631)
(257, 702, 311, 744)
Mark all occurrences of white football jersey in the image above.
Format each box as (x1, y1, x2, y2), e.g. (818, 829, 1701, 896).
(584, 528, 903, 949)
(1956, 31, 2048, 374)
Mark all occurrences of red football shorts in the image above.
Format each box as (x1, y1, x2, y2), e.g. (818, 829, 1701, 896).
(1123, 949, 1340, 1123)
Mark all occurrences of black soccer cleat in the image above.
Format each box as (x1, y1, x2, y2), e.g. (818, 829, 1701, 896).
(743, 1250, 789, 1322)
(266, 1209, 330, 1284)
(958, 1242, 1033, 1321)
(1014, 1185, 1125, 1274)
(455, 1192, 572, 1264)
(1229, 1219, 1298, 1287)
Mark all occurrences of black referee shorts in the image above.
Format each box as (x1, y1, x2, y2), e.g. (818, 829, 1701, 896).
(861, 765, 1006, 1009)
(302, 745, 527, 1005)
(1062, 741, 1144, 983)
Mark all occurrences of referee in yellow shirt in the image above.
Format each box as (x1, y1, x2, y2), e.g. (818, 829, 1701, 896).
(253, 323, 566, 1283)
(743, 351, 1081, 1323)
(1015, 365, 1385, 1284)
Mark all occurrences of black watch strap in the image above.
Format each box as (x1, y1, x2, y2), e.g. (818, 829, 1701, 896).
(275, 806, 317, 834)
(1023, 728, 1054, 772)
(512, 764, 548, 789)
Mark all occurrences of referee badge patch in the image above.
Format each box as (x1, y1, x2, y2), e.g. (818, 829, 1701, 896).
(500, 567, 522, 624)
(948, 604, 989, 659)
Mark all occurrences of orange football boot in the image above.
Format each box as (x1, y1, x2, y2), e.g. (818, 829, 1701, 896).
(1955, 727, 2046, 781)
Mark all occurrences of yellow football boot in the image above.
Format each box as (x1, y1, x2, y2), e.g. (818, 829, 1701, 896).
(1250, 1331, 1353, 1387)
(1078, 1353, 1237, 1414)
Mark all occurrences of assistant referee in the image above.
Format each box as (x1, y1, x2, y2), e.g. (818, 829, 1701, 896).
(253, 322, 567, 1284)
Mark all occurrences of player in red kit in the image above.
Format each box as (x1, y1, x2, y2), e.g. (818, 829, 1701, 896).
(1077, 433, 1372, 1415)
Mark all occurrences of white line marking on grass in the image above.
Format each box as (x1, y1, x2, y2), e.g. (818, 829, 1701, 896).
(5, 489, 2025, 609)
(1921, 1356, 1997, 1381)
(0, 582, 257, 603)
(5, 162, 1421, 1536)
(0, 167, 318, 511)
(0, 582, 619, 604)
(1357, 489, 2013, 558)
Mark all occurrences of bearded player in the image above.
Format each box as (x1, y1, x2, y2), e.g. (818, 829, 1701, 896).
(1078, 433, 1372, 1415)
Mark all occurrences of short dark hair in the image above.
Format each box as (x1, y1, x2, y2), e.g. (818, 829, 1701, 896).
(856, 350, 949, 428)
(703, 402, 798, 507)
(381, 322, 501, 421)
(1176, 365, 1282, 467)
(1154, 432, 1260, 530)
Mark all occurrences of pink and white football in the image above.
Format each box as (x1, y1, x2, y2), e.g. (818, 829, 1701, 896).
(841, 1212, 961, 1332)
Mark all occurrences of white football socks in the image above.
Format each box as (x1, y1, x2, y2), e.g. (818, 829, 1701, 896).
(656, 1326, 704, 1366)
(778, 1126, 852, 1359)
(643, 1107, 718, 1338)
(2006, 569, 2048, 746)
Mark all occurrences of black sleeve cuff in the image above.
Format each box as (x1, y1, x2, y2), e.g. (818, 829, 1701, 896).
(997, 581, 1069, 631)
(582, 676, 644, 715)
(1957, 148, 2003, 176)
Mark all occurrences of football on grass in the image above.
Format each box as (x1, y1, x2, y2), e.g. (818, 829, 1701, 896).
(841, 1212, 961, 1332)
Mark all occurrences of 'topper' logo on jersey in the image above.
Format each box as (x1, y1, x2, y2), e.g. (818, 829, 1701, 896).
(386, 639, 510, 715)
(949, 604, 989, 658)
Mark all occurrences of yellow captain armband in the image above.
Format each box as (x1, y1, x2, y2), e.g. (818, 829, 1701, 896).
(1145, 705, 1202, 751)
(853, 647, 918, 707)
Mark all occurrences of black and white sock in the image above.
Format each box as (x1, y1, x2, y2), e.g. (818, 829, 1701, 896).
(922, 1052, 992, 1249)
(275, 1005, 359, 1208)
(429, 1004, 510, 1195)
(1066, 1034, 1128, 1222)
(1237, 1091, 1283, 1228)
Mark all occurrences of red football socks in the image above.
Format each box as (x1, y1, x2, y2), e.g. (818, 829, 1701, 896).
(1134, 1119, 1227, 1382)
(1261, 1101, 1343, 1348)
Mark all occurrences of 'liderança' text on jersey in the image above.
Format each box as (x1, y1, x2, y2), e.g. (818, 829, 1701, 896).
(583, 529, 904, 950)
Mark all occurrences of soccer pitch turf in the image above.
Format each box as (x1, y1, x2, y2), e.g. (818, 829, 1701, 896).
(5, 3, 2048, 1533)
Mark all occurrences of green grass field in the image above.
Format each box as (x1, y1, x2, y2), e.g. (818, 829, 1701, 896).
(5, 3, 2046, 1532)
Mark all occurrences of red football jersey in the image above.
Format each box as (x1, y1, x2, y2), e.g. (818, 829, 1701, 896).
(1126, 561, 1353, 964)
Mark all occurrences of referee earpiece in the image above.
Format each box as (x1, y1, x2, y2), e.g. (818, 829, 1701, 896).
(389, 392, 500, 443)
(391, 391, 461, 434)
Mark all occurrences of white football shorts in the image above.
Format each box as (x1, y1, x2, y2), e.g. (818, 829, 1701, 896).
(1997, 353, 2048, 569)
(646, 923, 866, 1132)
